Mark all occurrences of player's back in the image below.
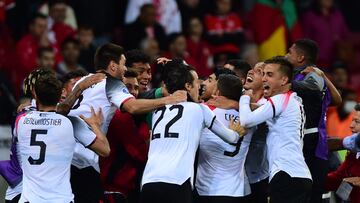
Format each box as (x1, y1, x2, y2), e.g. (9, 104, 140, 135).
(17, 111, 76, 203)
(142, 102, 208, 186)
(196, 107, 252, 196)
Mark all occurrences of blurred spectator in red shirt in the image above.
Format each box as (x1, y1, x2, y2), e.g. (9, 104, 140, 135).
(16, 13, 50, 79)
(100, 70, 149, 203)
(56, 38, 84, 77)
(301, 0, 349, 68)
(77, 25, 96, 73)
(177, 0, 206, 31)
(239, 43, 259, 68)
(186, 17, 213, 77)
(204, 0, 245, 65)
(37, 47, 55, 70)
(0, 0, 15, 23)
(330, 61, 349, 90)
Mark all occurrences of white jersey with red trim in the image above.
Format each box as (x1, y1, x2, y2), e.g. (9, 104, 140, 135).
(196, 106, 253, 197)
(240, 91, 311, 181)
(69, 74, 134, 169)
(142, 102, 240, 187)
(16, 111, 96, 203)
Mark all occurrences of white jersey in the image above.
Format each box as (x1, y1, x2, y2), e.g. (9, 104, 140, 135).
(16, 111, 96, 203)
(240, 92, 312, 181)
(69, 74, 134, 169)
(196, 107, 252, 197)
(142, 102, 240, 187)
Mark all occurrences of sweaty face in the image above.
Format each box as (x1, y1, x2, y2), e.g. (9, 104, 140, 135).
(124, 77, 139, 98)
(262, 64, 288, 98)
(350, 111, 360, 133)
(187, 70, 200, 103)
(201, 73, 217, 101)
(38, 51, 55, 69)
(130, 62, 152, 93)
(244, 63, 264, 91)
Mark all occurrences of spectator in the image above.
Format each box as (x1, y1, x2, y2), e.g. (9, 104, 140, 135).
(177, 0, 205, 31)
(37, 47, 55, 70)
(327, 89, 358, 139)
(16, 13, 50, 78)
(100, 70, 149, 203)
(57, 38, 84, 77)
(224, 59, 251, 84)
(186, 17, 213, 77)
(48, 0, 76, 47)
(330, 61, 349, 90)
(125, 0, 182, 34)
(140, 38, 160, 63)
(301, 0, 349, 68)
(78, 25, 96, 73)
(325, 103, 360, 203)
(38, 0, 77, 29)
(204, 0, 245, 64)
(163, 33, 197, 70)
(240, 43, 259, 68)
(124, 4, 167, 50)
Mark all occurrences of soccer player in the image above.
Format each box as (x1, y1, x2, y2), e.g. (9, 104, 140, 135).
(239, 56, 312, 203)
(125, 49, 152, 93)
(140, 59, 246, 203)
(68, 43, 186, 203)
(195, 74, 252, 203)
(16, 75, 109, 203)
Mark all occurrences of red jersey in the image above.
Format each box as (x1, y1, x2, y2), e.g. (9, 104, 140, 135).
(100, 110, 149, 197)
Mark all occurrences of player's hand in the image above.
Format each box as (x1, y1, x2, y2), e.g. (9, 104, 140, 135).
(344, 177, 360, 187)
(207, 96, 239, 110)
(157, 57, 172, 65)
(166, 90, 187, 104)
(301, 66, 325, 77)
(78, 73, 106, 91)
(229, 117, 246, 137)
(17, 99, 31, 113)
(80, 107, 103, 129)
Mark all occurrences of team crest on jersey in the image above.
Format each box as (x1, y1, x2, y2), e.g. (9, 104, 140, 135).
(122, 88, 129, 94)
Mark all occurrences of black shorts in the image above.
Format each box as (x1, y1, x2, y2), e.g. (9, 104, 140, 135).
(247, 178, 269, 203)
(140, 179, 192, 203)
(195, 195, 250, 203)
(269, 171, 312, 203)
(5, 194, 21, 203)
(70, 165, 103, 203)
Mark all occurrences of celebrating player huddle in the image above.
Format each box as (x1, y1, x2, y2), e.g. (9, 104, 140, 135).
(2, 40, 360, 203)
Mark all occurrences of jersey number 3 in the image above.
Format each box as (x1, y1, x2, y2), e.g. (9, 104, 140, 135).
(152, 105, 184, 140)
(28, 129, 47, 165)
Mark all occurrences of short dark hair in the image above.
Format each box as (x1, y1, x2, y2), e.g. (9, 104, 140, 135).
(225, 59, 251, 76)
(125, 49, 151, 67)
(217, 74, 243, 101)
(78, 24, 93, 32)
(61, 37, 80, 51)
(140, 3, 154, 13)
(162, 59, 195, 94)
(355, 103, 360, 111)
(167, 33, 184, 46)
(35, 75, 62, 106)
(29, 13, 47, 25)
(94, 43, 125, 71)
(37, 47, 54, 58)
(23, 68, 56, 97)
(60, 69, 88, 85)
(214, 67, 237, 80)
(264, 56, 294, 83)
(124, 70, 138, 78)
(294, 39, 318, 65)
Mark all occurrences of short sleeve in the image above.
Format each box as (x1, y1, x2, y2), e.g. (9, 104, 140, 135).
(68, 116, 97, 147)
(105, 77, 134, 109)
(200, 104, 216, 129)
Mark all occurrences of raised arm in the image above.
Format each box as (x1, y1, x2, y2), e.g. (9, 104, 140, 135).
(57, 73, 106, 115)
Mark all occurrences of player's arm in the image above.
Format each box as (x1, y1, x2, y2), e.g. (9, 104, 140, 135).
(342, 133, 360, 152)
(57, 73, 106, 115)
(201, 104, 246, 143)
(121, 90, 187, 114)
(79, 107, 110, 157)
(239, 94, 280, 128)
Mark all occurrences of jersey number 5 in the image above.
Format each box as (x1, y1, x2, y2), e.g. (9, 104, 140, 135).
(28, 129, 47, 165)
(152, 105, 184, 140)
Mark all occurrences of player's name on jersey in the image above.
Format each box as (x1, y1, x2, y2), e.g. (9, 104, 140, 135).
(23, 117, 62, 126)
(224, 113, 239, 122)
